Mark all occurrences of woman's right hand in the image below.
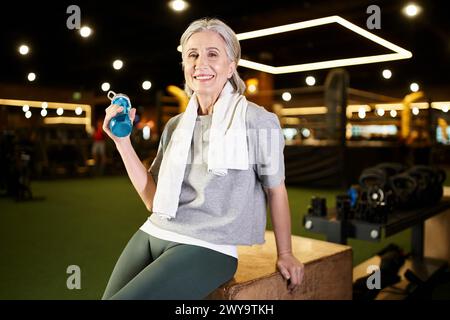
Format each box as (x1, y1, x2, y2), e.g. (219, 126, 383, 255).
(103, 104, 137, 145)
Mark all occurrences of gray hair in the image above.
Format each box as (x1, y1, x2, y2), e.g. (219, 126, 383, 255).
(180, 18, 246, 97)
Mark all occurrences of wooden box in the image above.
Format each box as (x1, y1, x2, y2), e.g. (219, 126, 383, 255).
(207, 231, 352, 300)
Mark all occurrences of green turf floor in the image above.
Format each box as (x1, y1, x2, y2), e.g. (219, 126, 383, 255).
(0, 176, 414, 299)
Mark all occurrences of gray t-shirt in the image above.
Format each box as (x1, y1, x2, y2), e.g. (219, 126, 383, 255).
(147, 102, 285, 245)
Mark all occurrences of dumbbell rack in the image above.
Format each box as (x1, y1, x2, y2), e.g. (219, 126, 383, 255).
(303, 199, 450, 259)
(304, 198, 450, 298)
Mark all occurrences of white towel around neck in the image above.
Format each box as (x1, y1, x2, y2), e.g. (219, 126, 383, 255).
(151, 82, 249, 220)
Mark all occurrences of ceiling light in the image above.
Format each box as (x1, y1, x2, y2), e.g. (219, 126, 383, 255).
(234, 16, 412, 74)
(382, 69, 392, 79)
(431, 102, 450, 112)
(101, 82, 111, 92)
(169, 0, 188, 12)
(390, 110, 397, 117)
(412, 107, 419, 115)
(142, 81, 152, 90)
(25, 111, 32, 119)
(0, 98, 93, 134)
(22, 105, 30, 112)
(113, 60, 123, 70)
(44, 117, 88, 126)
(403, 4, 421, 17)
(57, 107, 64, 116)
(376, 109, 385, 116)
(27, 72, 36, 81)
(19, 45, 29, 55)
(358, 109, 366, 119)
(282, 92, 292, 101)
(41, 109, 47, 117)
(301, 128, 311, 138)
(281, 106, 327, 115)
(75, 107, 83, 115)
(410, 82, 419, 92)
(375, 104, 402, 110)
(305, 76, 316, 86)
(80, 26, 92, 38)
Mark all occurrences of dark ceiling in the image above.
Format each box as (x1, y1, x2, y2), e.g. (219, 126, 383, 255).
(1, 0, 449, 104)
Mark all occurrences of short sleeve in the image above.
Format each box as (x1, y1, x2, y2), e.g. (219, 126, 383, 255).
(149, 138, 164, 184)
(149, 119, 172, 184)
(255, 112, 285, 188)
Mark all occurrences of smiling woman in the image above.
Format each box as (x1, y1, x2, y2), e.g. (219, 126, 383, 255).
(183, 31, 235, 115)
(180, 19, 246, 115)
(101, 17, 304, 300)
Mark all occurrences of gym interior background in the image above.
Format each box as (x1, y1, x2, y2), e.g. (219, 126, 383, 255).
(1, 0, 450, 300)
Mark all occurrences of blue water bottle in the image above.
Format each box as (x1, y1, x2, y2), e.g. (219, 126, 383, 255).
(107, 90, 133, 137)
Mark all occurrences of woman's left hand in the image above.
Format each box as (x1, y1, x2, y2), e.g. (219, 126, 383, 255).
(276, 252, 305, 293)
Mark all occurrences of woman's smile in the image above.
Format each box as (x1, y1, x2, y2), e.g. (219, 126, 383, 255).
(193, 73, 215, 82)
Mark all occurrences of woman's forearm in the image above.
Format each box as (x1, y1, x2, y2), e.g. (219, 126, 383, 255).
(115, 139, 157, 211)
(267, 183, 293, 256)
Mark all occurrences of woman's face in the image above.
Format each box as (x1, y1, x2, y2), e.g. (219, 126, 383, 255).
(183, 30, 235, 98)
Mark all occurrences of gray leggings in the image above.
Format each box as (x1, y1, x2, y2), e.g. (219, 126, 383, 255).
(102, 229, 238, 300)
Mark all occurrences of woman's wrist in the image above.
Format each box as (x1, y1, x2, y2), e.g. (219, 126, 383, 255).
(277, 250, 293, 257)
(114, 137, 133, 154)
(114, 137, 132, 152)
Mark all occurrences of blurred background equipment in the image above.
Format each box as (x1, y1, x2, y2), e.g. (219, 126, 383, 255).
(0, 130, 38, 201)
(324, 68, 349, 145)
(304, 162, 449, 299)
(305, 162, 447, 227)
